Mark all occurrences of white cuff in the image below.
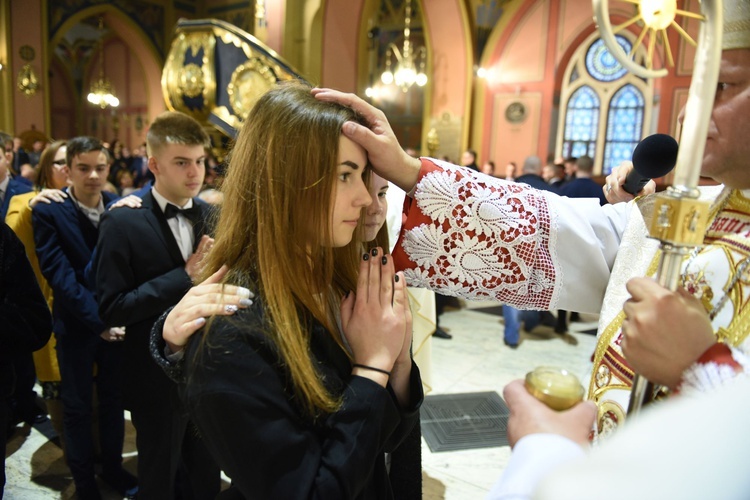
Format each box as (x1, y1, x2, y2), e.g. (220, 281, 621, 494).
(487, 434, 587, 500)
(680, 347, 749, 396)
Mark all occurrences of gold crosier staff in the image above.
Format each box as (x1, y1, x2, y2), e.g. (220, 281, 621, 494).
(591, 0, 723, 415)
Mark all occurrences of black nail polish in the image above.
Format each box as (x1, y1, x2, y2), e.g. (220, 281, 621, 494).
(381, 256, 387, 265)
(394, 274, 400, 282)
(363, 253, 369, 261)
(371, 248, 378, 257)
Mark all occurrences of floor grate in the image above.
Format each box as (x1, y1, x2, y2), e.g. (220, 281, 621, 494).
(420, 391, 509, 452)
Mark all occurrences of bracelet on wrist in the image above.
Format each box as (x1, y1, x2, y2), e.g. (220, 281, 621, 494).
(352, 363, 391, 377)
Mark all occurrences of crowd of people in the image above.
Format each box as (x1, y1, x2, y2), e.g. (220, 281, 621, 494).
(2, 3, 749, 499)
(1, 117, 227, 499)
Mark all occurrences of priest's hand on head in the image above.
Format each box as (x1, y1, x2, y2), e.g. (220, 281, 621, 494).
(312, 88, 421, 193)
(503, 379, 595, 450)
(621, 277, 716, 390)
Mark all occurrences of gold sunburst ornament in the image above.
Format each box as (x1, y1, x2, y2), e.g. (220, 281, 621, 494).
(594, 0, 706, 78)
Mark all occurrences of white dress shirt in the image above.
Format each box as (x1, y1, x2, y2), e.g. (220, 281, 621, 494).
(69, 188, 105, 227)
(151, 187, 195, 262)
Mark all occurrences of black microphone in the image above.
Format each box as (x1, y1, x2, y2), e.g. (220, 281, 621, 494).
(622, 134, 679, 195)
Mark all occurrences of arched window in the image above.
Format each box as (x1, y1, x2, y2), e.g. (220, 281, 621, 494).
(562, 85, 599, 159)
(604, 84, 645, 173)
(556, 34, 652, 175)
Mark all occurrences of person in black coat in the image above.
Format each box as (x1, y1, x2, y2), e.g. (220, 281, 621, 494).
(0, 222, 52, 498)
(514, 155, 553, 191)
(153, 83, 422, 499)
(560, 155, 607, 206)
(94, 112, 220, 499)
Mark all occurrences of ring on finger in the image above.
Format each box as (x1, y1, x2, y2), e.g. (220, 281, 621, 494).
(225, 304, 239, 314)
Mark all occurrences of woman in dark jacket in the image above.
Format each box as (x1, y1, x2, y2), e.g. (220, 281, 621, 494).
(153, 82, 422, 499)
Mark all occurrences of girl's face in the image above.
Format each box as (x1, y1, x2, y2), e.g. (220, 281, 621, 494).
(120, 172, 134, 188)
(364, 173, 388, 242)
(51, 146, 69, 190)
(330, 135, 371, 247)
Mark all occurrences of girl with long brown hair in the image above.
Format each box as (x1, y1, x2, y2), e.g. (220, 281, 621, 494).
(155, 82, 421, 498)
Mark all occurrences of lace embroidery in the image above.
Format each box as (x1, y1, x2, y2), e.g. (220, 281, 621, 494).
(401, 166, 556, 308)
(680, 345, 750, 396)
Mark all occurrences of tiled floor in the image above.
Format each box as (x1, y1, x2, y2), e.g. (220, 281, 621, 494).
(4, 302, 598, 499)
(421, 302, 598, 499)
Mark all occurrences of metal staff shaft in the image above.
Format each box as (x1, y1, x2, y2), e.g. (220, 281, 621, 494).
(627, 243, 689, 416)
(592, 0, 723, 416)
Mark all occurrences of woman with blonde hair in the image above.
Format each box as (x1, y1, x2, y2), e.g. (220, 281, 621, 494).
(154, 82, 421, 498)
(5, 140, 68, 434)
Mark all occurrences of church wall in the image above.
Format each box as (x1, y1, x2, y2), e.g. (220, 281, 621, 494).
(49, 59, 76, 141)
(477, 0, 552, 169)
(10, 0, 48, 136)
(321, 0, 364, 91)
(475, 0, 699, 174)
(266, 0, 285, 54)
(278, 0, 323, 83)
(0, 1, 14, 132)
(420, 0, 473, 159)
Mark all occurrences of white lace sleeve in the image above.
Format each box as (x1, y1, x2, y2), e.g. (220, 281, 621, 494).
(392, 158, 630, 312)
(680, 343, 750, 396)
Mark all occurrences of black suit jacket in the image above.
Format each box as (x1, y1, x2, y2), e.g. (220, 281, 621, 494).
(94, 190, 212, 409)
(33, 190, 117, 344)
(515, 173, 555, 192)
(1, 222, 52, 397)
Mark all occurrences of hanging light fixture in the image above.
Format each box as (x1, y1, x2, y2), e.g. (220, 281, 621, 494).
(87, 18, 119, 109)
(380, 0, 427, 92)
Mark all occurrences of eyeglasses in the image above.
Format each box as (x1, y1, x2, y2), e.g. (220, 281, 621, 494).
(52, 159, 67, 166)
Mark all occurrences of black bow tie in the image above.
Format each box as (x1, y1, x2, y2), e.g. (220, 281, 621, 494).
(164, 203, 201, 223)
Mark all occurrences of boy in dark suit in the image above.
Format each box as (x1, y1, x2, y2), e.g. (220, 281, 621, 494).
(94, 112, 220, 499)
(33, 137, 136, 500)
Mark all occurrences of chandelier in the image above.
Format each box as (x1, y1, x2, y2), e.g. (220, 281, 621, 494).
(380, 0, 427, 92)
(87, 18, 119, 109)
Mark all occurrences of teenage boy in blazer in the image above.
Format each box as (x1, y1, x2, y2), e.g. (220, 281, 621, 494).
(32, 137, 136, 500)
(94, 112, 220, 499)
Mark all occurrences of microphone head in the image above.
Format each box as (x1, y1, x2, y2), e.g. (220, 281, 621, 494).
(631, 133, 678, 178)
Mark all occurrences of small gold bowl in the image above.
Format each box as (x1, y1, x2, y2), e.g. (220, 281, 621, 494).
(525, 366, 585, 411)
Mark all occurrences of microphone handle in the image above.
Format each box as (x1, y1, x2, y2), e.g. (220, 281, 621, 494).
(622, 170, 650, 195)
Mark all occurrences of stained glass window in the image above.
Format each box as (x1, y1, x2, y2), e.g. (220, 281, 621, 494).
(585, 36, 631, 82)
(558, 32, 651, 175)
(562, 85, 599, 159)
(603, 84, 644, 174)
